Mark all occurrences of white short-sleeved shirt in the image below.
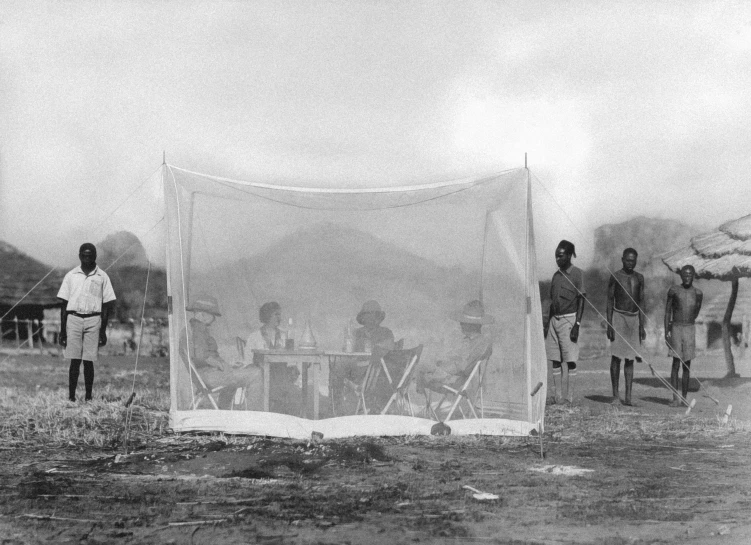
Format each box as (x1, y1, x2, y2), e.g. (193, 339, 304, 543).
(57, 266, 116, 314)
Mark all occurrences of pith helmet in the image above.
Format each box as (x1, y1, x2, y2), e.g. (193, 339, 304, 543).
(186, 294, 222, 317)
(356, 300, 386, 325)
(450, 299, 494, 325)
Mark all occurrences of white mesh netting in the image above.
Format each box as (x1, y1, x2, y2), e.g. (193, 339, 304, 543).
(164, 165, 546, 438)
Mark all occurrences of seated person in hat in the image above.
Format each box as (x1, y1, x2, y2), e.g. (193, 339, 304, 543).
(331, 300, 395, 414)
(245, 301, 301, 414)
(179, 294, 262, 409)
(417, 300, 494, 397)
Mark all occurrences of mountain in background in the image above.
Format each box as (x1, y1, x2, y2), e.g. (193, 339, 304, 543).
(189, 222, 482, 347)
(591, 216, 701, 277)
(579, 216, 725, 320)
(0, 241, 65, 312)
(95, 232, 167, 322)
(97, 231, 150, 269)
(3, 216, 733, 327)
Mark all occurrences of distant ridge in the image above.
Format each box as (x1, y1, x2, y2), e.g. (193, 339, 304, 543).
(592, 216, 702, 276)
(0, 241, 63, 307)
(97, 231, 150, 270)
(191, 222, 479, 342)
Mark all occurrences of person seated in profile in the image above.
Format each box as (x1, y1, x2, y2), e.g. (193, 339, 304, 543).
(246, 301, 286, 351)
(331, 300, 395, 415)
(246, 301, 300, 414)
(179, 294, 262, 409)
(417, 300, 494, 401)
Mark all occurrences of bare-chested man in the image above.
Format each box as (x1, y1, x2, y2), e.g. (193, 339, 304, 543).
(606, 248, 646, 406)
(664, 264, 703, 407)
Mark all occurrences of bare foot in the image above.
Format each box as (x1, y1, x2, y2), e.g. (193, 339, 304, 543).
(611, 396, 621, 405)
(622, 399, 633, 407)
(668, 399, 681, 407)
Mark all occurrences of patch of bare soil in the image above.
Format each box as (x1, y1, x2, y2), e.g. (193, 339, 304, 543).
(2, 415, 751, 545)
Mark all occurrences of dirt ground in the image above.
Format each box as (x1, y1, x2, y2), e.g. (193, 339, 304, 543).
(1, 351, 750, 544)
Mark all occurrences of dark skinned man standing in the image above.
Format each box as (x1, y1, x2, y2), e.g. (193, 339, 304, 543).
(606, 248, 646, 406)
(664, 264, 702, 407)
(544, 240, 586, 405)
(57, 243, 116, 402)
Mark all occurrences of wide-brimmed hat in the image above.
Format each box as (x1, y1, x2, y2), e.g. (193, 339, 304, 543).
(356, 300, 386, 325)
(186, 294, 222, 317)
(450, 300, 494, 325)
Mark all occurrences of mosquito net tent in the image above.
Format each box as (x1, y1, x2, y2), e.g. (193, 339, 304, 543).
(164, 164, 546, 438)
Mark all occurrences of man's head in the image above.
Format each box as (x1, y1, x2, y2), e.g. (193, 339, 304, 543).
(680, 264, 696, 287)
(622, 248, 638, 272)
(259, 301, 282, 327)
(555, 240, 576, 270)
(194, 311, 216, 325)
(186, 294, 222, 325)
(451, 299, 494, 335)
(356, 300, 386, 328)
(79, 243, 97, 268)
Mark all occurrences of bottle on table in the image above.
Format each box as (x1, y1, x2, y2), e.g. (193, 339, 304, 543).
(286, 317, 295, 349)
(344, 320, 354, 353)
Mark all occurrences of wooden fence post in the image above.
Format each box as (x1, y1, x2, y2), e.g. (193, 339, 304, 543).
(14, 317, 20, 352)
(27, 320, 34, 350)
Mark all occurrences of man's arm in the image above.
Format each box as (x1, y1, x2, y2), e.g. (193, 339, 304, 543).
(606, 275, 615, 341)
(637, 273, 646, 341)
(99, 301, 113, 347)
(571, 294, 585, 343)
(544, 304, 553, 339)
(373, 329, 396, 358)
(58, 299, 68, 347)
(693, 289, 703, 322)
(570, 270, 585, 343)
(664, 288, 674, 343)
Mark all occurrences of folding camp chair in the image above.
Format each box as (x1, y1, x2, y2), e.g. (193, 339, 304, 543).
(424, 347, 492, 422)
(184, 356, 247, 410)
(342, 359, 379, 415)
(379, 345, 423, 416)
(342, 339, 408, 416)
(236, 336, 247, 360)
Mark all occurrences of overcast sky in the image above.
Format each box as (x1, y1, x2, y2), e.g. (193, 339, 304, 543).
(2, 1, 750, 276)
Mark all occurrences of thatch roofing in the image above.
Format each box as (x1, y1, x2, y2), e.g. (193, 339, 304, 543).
(0, 241, 66, 308)
(662, 214, 751, 280)
(698, 286, 751, 323)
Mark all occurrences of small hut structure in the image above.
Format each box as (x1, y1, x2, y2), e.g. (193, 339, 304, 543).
(0, 241, 64, 346)
(662, 214, 751, 377)
(695, 286, 751, 355)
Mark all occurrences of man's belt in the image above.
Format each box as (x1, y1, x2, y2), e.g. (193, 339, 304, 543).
(67, 311, 101, 318)
(553, 312, 577, 319)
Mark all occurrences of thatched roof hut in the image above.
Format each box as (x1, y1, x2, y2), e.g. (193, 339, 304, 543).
(662, 214, 751, 377)
(0, 241, 64, 319)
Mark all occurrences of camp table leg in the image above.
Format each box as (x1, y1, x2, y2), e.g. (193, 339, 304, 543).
(301, 361, 309, 418)
(263, 361, 270, 412)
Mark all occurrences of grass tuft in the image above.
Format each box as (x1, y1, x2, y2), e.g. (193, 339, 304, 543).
(0, 385, 169, 449)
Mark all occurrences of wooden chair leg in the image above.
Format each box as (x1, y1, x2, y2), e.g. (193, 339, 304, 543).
(405, 391, 415, 417)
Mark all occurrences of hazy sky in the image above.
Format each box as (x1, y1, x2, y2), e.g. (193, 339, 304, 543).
(2, 1, 751, 276)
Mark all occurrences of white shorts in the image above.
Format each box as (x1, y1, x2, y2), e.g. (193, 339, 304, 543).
(546, 314, 579, 363)
(64, 314, 101, 362)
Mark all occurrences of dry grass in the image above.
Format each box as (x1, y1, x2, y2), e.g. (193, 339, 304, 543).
(0, 385, 169, 449)
(0, 376, 749, 456)
(544, 403, 751, 445)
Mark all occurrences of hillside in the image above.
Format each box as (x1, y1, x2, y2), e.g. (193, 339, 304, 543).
(591, 216, 702, 276)
(189, 222, 483, 347)
(0, 241, 65, 309)
(579, 217, 723, 320)
(95, 232, 167, 321)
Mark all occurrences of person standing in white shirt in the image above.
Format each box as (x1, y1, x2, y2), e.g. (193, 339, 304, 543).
(57, 243, 116, 402)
